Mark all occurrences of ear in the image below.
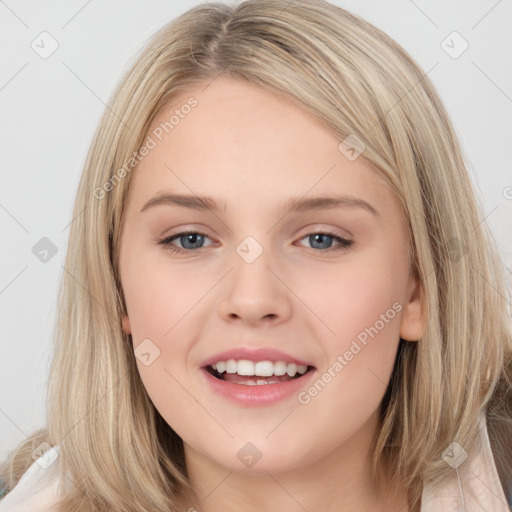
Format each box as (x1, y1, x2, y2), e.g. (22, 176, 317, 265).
(122, 314, 132, 335)
(399, 273, 426, 342)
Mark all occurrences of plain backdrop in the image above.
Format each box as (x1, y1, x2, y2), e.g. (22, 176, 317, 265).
(1, 0, 511, 461)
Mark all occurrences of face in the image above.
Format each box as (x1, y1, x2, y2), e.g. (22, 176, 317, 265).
(118, 76, 424, 475)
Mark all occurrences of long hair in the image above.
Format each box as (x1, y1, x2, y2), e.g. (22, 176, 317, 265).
(1, 1, 511, 511)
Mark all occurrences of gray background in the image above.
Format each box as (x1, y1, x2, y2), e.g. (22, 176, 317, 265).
(1, 0, 511, 461)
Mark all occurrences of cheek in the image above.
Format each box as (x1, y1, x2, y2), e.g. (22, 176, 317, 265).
(296, 259, 402, 410)
(122, 255, 211, 341)
(121, 255, 203, 399)
(121, 252, 218, 368)
(122, 261, 209, 433)
(299, 256, 403, 342)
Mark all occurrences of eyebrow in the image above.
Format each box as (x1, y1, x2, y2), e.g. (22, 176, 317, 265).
(140, 192, 380, 217)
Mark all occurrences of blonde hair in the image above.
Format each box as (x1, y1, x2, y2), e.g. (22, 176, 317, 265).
(1, 1, 511, 511)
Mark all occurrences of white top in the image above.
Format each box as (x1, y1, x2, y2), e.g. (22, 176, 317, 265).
(0, 445, 61, 512)
(1, 415, 510, 511)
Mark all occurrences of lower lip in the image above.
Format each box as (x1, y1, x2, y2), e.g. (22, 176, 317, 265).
(200, 367, 316, 406)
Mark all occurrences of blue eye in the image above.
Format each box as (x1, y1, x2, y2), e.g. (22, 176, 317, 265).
(159, 230, 213, 254)
(158, 230, 353, 254)
(299, 232, 353, 251)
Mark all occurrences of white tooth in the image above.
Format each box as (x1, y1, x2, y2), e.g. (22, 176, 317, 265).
(255, 361, 274, 377)
(225, 359, 237, 373)
(273, 361, 287, 376)
(237, 359, 255, 376)
(286, 363, 298, 377)
(211, 359, 309, 377)
(256, 379, 270, 385)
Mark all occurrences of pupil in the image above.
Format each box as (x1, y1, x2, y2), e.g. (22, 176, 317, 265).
(183, 233, 203, 249)
(311, 233, 332, 249)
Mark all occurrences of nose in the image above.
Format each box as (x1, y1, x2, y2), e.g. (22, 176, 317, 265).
(218, 243, 293, 327)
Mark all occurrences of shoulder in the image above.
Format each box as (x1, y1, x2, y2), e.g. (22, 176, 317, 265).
(0, 446, 62, 512)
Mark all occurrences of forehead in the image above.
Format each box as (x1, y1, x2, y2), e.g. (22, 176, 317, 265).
(125, 76, 393, 215)
(151, 77, 338, 163)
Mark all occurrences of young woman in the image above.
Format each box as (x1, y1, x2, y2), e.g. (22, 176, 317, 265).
(1, 1, 511, 511)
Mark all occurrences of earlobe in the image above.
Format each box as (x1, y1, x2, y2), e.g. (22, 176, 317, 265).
(122, 314, 131, 335)
(399, 275, 426, 342)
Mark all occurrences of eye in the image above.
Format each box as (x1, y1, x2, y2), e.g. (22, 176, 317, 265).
(158, 229, 353, 255)
(158, 230, 214, 254)
(296, 231, 353, 252)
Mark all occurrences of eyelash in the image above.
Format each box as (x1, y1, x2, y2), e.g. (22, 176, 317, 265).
(158, 229, 353, 255)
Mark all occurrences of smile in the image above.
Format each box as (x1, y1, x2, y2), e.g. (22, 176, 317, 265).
(200, 348, 316, 406)
(207, 359, 309, 385)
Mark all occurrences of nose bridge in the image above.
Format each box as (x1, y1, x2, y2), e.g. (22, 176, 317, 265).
(232, 233, 279, 296)
(218, 233, 293, 325)
(235, 234, 267, 266)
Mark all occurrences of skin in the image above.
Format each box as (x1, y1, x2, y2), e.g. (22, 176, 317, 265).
(118, 76, 425, 512)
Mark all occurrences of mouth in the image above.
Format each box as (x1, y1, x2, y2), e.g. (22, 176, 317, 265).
(204, 359, 315, 386)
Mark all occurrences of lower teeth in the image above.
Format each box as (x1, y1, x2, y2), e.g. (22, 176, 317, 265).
(207, 367, 308, 385)
(243, 378, 281, 386)
(217, 373, 299, 385)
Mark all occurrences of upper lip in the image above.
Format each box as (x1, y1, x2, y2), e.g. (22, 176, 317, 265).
(200, 347, 314, 368)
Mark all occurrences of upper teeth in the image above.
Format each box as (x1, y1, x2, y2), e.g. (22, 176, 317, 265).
(211, 360, 308, 377)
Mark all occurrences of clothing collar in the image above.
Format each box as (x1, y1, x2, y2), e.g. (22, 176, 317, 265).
(421, 412, 509, 511)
